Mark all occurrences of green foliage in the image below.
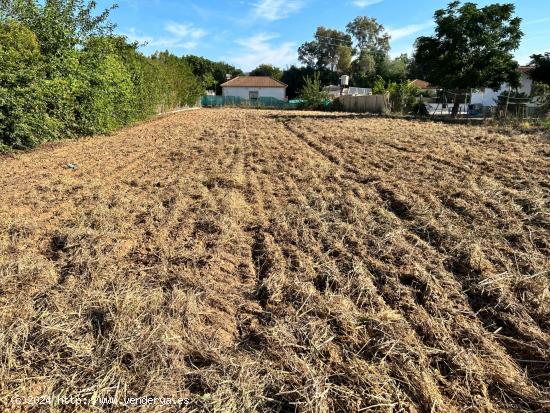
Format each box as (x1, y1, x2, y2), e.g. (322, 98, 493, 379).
(282, 66, 339, 99)
(336, 45, 352, 74)
(298, 27, 353, 70)
(250, 64, 282, 80)
(296, 16, 410, 89)
(531, 83, 550, 116)
(378, 54, 409, 83)
(2, 0, 116, 62)
(387, 81, 420, 114)
(372, 76, 386, 94)
(76, 37, 136, 134)
(346, 16, 390, 55)
(298, 72, 329, 109)
(413, 1, 523, 116)
(529, 53, 550, 85)
(0, 1, 205, 150)
(182, 55, 243, 94)
(370, 75, 420, 114)
(0, 20, 58, 148)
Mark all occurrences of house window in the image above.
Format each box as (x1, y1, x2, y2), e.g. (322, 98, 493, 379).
(249, 91, 259, 100)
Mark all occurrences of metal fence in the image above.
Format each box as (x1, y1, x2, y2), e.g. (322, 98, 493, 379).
(201, 96, 300, 109)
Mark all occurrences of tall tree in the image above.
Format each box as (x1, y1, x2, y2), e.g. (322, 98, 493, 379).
(346, 16, 390, 55)
(299, 72, 329, 109)
(182, 55, 242, 94)
(413, 1, 523, 117)
(529, 53, 550, 85)
(249, 64, 282, 80)
(1, 0, 116, 58)
(298, 27, 353, 71)
(336, 45, 352, 74)
(281, 66, 339, 99)
(356, 51, 376, 77)
(378, 54, 409, 83)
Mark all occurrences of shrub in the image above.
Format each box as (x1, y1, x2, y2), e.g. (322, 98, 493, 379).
(372, 76, 386, 95)
(0, 1, 205, 150)
(0, 20, 57, 148)
(76, 37, 136, 134)
(299, 72, 329, 110)
(387, 81, 420, 114)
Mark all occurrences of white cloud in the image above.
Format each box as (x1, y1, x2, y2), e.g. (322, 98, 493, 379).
(165, 23, 207, 40)
(388, 21, 434, 41)
(352, 0, 383, 7)
(252, 0, 304, 21)
(525, 17, 550, 25)
(122, 22, 207, 51)
(227, 33, 298, 71)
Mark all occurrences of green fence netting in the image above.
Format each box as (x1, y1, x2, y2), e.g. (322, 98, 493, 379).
(201, 96, 300, 109)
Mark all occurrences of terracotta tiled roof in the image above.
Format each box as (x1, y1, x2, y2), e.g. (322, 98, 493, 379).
(518, 66, 532, 75)
(410, 79, 436, 89)
(221, 76, 287, 88)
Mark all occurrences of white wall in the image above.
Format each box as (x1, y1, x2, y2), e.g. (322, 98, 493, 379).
(471, 73, 532, 107)
(222, 87, 286, 100)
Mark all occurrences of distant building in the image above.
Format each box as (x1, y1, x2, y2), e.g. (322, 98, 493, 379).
(410, 79, 438, 92)
(221, 76, 287, 101)
(325, 85, 342, 99)
(416, 68, 539, 115)
(325, 85, 372, 98)
(470, 66, 533, 108)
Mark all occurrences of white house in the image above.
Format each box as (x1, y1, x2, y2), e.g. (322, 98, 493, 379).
(470, 67, 533, 107)
(221, 76, 287, 101)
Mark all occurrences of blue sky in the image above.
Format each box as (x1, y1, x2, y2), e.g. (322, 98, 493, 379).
(97, 0, 550, 71)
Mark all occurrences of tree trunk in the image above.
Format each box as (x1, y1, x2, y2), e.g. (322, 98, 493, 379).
(451, 93, 461, 118)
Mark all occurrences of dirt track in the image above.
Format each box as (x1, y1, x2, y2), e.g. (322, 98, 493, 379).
(0, 109, 549, 412)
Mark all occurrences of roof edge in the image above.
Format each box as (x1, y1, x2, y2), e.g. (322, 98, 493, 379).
(221, 76, 288, 88)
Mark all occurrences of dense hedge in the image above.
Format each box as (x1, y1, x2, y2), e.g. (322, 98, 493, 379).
(0, 1, 204, 150)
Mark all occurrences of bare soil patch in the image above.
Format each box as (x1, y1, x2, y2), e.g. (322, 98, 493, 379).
(1, 109, 548, 412)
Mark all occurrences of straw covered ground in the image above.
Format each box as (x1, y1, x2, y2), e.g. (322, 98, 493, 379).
(0, 109, 549, 412)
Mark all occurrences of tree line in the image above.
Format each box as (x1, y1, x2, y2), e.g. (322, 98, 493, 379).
(251, 1, 549, 117)
(0, 0, 243, 150)
(2, 0, 549, 151)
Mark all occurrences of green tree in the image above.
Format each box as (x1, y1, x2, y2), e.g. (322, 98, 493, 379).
(249, 64, 282, 80)
(298, 27, 353, 70)
(299, 72, 328, 109)
(182, 55, 242, 94)
(529, 53, 550, 85)
(346, 16, 390, 55)
(0, 1, 205, 150)
(372, 76, 386, 94)
(0, 20, 57, 148)
(76, 37, 136, 134)
(357, 51, 376, 77)
(336, 45, 352, 74)
(2, 0, 116, 61)
(387, 81, 420, 114)
(413, 1, 523, 117)
(281, 66, 339, 99)
(378, 54, 409, 83)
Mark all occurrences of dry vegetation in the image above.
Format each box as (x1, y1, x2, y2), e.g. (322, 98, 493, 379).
(0, 109, 549, 412)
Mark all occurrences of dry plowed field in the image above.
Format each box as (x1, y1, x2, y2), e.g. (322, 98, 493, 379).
(1, 109, 549, 412)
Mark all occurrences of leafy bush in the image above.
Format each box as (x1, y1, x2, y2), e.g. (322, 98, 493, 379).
(371, 76, 420, 114)
(0, 20, 57, 148)
(299, 72, 329, 109)
(387, 81, 420, 114)
(372, 76, 386, 95)
(0, 1, 204, 150)
(74, 37, 134, 134)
